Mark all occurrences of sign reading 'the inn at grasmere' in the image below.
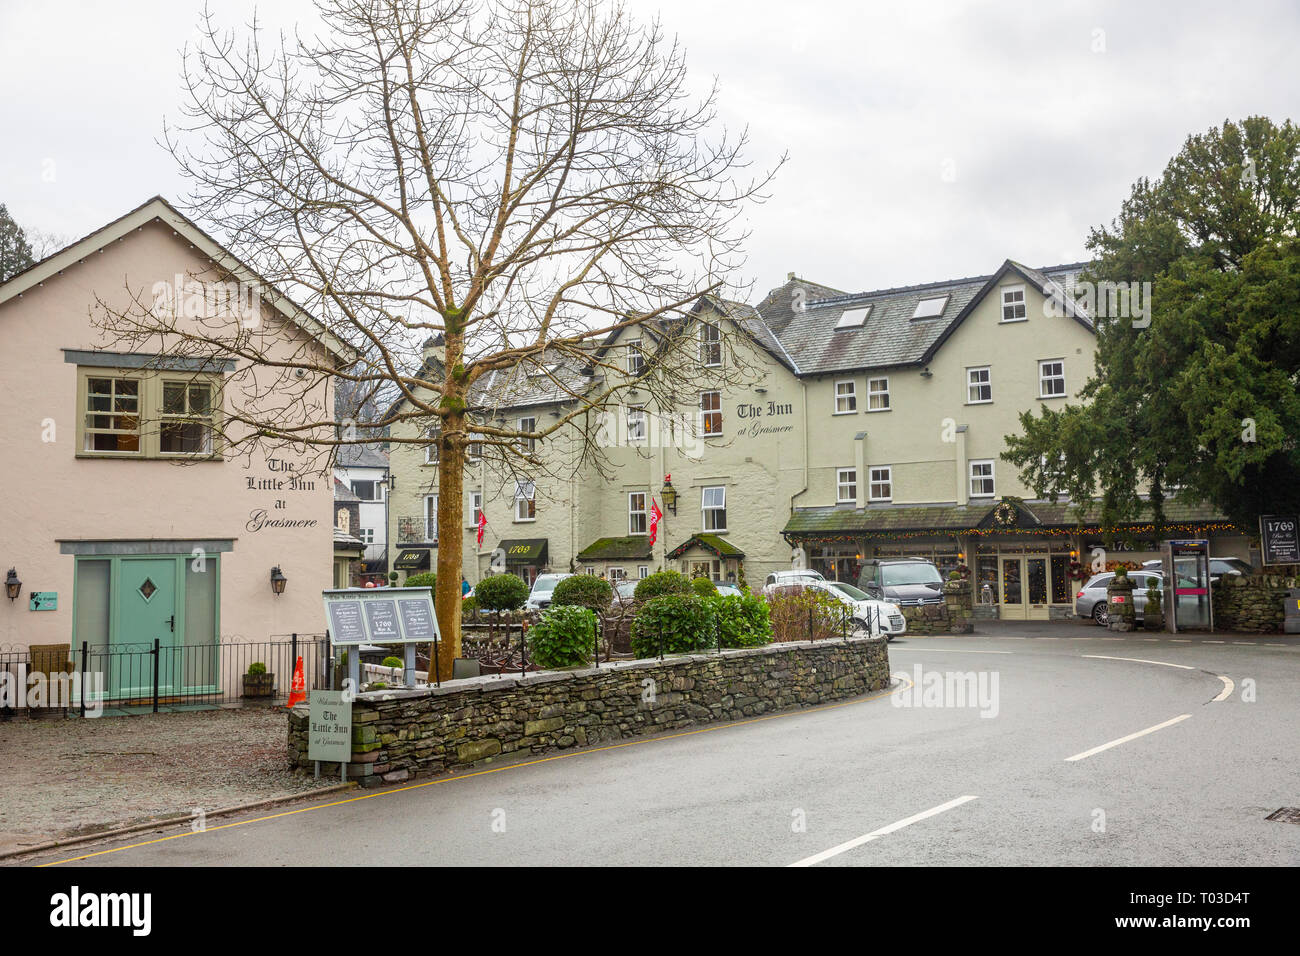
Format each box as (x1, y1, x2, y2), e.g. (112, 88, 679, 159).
(322, 586, 441, 645)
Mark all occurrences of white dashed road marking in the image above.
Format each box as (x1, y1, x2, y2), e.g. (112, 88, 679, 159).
(789, 795, 980, 867)
(1064, 715, 1192, 762)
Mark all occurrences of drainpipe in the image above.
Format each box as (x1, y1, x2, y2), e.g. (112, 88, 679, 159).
(854, 431, 868, 509)
(955, 424, 969, 507)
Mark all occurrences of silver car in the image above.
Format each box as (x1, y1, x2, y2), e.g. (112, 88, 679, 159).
(1076, 570, 1199, 626)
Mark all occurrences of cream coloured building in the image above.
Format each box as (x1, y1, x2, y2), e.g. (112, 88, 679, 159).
(386, 260, 1246, 619)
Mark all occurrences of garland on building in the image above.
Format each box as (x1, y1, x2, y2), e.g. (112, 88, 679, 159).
(788, 522, 1240, 544)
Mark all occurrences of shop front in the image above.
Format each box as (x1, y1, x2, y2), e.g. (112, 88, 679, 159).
(497, 538, 548, 585)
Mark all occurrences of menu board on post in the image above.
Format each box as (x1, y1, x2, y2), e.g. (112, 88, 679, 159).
(322, 587, 442, 645)
(1260, 515, 1300, 566)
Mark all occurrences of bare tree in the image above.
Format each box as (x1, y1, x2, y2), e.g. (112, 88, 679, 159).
(94, 0, 780, 673)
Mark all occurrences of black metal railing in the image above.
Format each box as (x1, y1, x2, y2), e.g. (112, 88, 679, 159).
(0, 635, 330, 717)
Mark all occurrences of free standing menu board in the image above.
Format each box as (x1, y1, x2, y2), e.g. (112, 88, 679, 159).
(323, 587, 442, 645)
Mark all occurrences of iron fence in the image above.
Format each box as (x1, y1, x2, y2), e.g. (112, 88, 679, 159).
(0, 634, 331, 717)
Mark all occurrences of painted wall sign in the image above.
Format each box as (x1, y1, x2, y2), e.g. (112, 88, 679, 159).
(734, 400, 796, 439)
(1259, 515, 1300, 565)
(28, 592, 57, 611)
(323, 587, 441, 645)
(307, 690, 352, 763)
(244, 456, 324, 531)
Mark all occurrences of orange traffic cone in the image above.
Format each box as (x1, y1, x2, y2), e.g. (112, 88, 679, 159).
(286, 655, 307, 707)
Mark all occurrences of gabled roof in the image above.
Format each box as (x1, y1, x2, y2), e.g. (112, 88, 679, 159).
(763, 261, 1089, 377)
(666, 533, 745, 559)
(0, 196, 356, 364)
(577, 536, 654, 561)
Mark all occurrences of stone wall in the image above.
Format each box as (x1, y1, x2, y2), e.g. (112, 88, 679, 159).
(1211, 574, 1300, 633)
(288, 636, 891, 784)
(899, 577, 974, 634)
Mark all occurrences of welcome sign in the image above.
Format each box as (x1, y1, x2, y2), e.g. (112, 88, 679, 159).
(322, 586, 441, 645)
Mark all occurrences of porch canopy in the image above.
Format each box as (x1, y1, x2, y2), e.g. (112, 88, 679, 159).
(577, 536, 654, 562)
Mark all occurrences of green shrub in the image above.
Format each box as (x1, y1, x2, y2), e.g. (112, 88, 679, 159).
(528, 605, 596, 668)
(709, 593, 773, 647)
(403, 572, 437, 589)
(381, 655, 403, 669)
(631, 594, 715, 656)
(634, 569, 691, 603)
(475, 573, 530, 611)
(247, 661, 267, 676)
(551, 575, 614, 612)
(462, 595, 480, 616)
(767, 587, 846, 642)
(691, 576, 718, 596)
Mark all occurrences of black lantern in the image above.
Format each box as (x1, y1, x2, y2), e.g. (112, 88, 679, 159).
(660, 475, 677, 516)
(4, 568, 20, 602)
(269, 566, 287, 596)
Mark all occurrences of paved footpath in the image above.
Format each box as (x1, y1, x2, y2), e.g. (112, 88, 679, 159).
(16, 623, 1300, 867)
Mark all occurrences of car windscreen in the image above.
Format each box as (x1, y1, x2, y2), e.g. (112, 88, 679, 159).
(828, 581, 870, 601)
(880, 564, 943, 587)
(532, 578, 561, 593)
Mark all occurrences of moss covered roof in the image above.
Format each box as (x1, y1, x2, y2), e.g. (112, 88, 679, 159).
(666, 533, 745, 559)
(576, 536, 654, 561)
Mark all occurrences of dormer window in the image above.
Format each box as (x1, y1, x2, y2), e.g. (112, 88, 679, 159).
(1001, 285, 1027, 322)
(912, 295, 949, 319)
(835, 306, 871, 329)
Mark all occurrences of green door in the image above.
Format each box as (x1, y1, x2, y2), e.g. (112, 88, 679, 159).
(114, 557, 179, 697)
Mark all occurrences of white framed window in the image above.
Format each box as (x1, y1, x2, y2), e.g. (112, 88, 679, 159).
(628, 491, 648, 535)
(359, 528, 374, 544)
(702, 486, 727, 532)
(969, 460, 995, 498)
(609, 567, 627, 582)
(514, 480, 536, 521)
(423, 495, 438, 542)
(627, 404, 647, 443)
(835, 306, 871, 329)
(836, 468, 857, 503)
(638, 566, 649, 579)
(867, 377, 890, 411)
(834, 379, 857, 414)
(468, 491, 483, 529)
(351, 479, 380, 501)
(869, 466, 892, 502)
(425, 425, 440, 464)
(1001, 284, 1027, 322)
(700, 322, 722, 366)
(1039, 359, 1066, 398)
(913, 295, 949, 319)
(517, 417, 536, 453)
(967, 366, 992, 404)
(700, 391, 722, 436)
(627, 339, 644, 375)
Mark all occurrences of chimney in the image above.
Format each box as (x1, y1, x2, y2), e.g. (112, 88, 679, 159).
(787, 272, 796, 282)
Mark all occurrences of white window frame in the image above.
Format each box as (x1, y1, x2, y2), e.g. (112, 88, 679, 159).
(423, 494, 438, 542)
(517, 417, 536, 454)
(638, 566, 649, 579)
(700, 322, 722, 367)
(626, 404, 647, 443)
(969, 460, 995, 498)
(1038, 358, 1066, 398)
(468, 491, 483, 529)
(836, 468, 857, 504)
(835, 306, 871, 329)
(702, 485, 727, 532)
(912, 295, 949, 319)
(700, 391, 722, 436)
(967, 366, 992, 404)
(628, 491, 648, 535)
(514, 480, 536, 522)
(866, 376, 890, 412)
(1000, 284, 1027, 323)
(868, 466, 892, 503)
(834, 379, 857, 414)
(627, 339, 645, 375)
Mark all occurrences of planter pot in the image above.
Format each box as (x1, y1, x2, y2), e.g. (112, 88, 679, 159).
(1144, 611, 1164, 631)
(242, 673, 276, 698)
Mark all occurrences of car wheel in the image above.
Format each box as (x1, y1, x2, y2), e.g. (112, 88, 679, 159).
(1092, 602, 1108, 626)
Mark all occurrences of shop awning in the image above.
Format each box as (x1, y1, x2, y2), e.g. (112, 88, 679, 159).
(498, 538, 548, 565)
(393, 548, 432, 571)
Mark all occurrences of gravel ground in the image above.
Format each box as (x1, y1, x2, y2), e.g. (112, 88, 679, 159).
(0, 706, 323, 852)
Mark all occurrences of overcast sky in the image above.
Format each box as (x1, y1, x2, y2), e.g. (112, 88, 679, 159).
(3, 0, 1298, 301)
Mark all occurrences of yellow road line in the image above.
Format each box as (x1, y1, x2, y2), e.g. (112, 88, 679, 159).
(40, 676, 913, 866)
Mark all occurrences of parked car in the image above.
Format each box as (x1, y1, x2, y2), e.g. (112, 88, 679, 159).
(714, 583, 744, 598)
(1140, 556, 1252, 583)
(762, 569, 826, 594)
(857, 558, 945, 607)
(524, 573, 574, 611)
(1076, 570, 1202, 626)
(815, 579, 907, 639)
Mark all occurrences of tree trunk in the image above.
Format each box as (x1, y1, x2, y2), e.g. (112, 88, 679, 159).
(434, 419, 464, 681)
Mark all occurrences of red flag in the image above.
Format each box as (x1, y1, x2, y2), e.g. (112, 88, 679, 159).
(476, 509, 487, 547)
(648, 498, 663, 546)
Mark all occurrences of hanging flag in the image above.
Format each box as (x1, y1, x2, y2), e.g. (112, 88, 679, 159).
(476, 508, 487, 547)
(648, 498, 663, 546)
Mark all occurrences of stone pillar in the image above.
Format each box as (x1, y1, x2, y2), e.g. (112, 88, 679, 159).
(1106, 571, 1136, 632)
(943, 574, 973, 633)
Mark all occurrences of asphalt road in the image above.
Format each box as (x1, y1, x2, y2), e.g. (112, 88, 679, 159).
(19, 622, 1300, 867)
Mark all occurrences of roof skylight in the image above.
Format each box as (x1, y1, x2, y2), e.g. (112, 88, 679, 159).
(912, 295, 949, 319)
(835, 306, 871, 329)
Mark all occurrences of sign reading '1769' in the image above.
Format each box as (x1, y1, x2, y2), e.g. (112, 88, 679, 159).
(322, 586, 442, 645)
(1259, 515, 1300, 565)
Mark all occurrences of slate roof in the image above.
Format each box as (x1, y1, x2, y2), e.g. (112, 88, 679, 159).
(333, 477, 361, 502)
(766, 262, 1089, 377)
(577, 536, 655, 561)
(336, 444, 390, 470)
(782, 498, 1236, 538)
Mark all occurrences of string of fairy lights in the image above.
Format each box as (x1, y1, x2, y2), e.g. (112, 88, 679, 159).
(787, 522, 1240, 545)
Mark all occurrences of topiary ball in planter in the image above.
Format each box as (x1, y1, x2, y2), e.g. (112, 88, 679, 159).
(242, 661, 275, 698)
